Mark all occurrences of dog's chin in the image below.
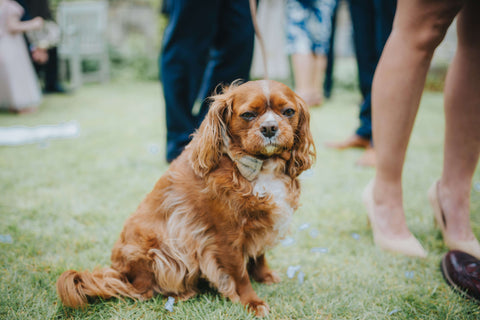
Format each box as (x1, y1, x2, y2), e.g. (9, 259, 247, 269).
(260, 144, 283, 157)
(263, 145, 278, 156)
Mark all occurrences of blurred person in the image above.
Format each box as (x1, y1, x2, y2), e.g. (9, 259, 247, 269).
(326, 0, 396, 167)
(0, 0, 43, 113)
(365, 0, 480, 258)
(16, 0, 64, 93)
(160, 0, 255, 163)
(286, 0, 336, 107)
(322, 0, 339, 100)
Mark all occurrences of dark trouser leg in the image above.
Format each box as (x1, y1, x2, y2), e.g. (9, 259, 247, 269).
(160, 0, 220, 162)
(323, 0, 339, 99)
(43, 47, 60, 91)
(349, 0, 395, 141)
(196, 0, 254, 123)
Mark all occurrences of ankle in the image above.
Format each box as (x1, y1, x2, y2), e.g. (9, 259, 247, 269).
(372, 179, 403, 208)
(436, 181, 475, 241)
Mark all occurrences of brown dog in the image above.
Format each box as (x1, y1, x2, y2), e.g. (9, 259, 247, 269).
(56, 80, 315, 317)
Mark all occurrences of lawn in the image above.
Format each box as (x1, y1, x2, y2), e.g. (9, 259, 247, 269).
(1, 80, 480, 319)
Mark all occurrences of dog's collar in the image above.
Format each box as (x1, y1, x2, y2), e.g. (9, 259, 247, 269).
(221, 128, 263, 181)
(231, 155, 263, 181)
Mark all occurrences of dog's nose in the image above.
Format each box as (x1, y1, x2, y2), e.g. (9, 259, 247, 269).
(260, 121, 278, 138)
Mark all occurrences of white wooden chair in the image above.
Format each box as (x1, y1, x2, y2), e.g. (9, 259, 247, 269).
(57, 1, 109, 89)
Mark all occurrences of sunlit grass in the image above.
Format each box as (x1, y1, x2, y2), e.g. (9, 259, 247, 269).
(1, 80, 479, 319)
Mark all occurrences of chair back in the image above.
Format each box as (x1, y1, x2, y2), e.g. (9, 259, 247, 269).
(57, 1, 108, 56)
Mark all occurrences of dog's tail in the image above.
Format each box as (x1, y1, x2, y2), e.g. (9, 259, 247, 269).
(56, 267, 143, 308)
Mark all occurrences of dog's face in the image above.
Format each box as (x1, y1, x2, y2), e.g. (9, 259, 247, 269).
(228, 81, 300, 158)
(190, 80, 315, 178)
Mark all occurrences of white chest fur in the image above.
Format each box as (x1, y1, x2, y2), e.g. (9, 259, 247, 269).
(252, 160, 294, 245)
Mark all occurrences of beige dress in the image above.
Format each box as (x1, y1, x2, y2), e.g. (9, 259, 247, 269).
(0, 0, 42, 111)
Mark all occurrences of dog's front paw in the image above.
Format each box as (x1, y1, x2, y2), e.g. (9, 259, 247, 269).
(264, 270, 281, 284)
(254, 270, 281, 284)
(248, 300, 270, 317)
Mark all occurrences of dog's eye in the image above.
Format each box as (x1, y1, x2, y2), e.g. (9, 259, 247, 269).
(282, 108, 295, 117)
(240, 111, 257, 121)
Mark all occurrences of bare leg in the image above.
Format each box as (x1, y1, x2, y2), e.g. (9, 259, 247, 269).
(439, 0, 480, 245)
(313, 54, 327, 104)
(292, 53, 314, 95)
(291, 53, 324, 106)
(369, 0, 463, 254)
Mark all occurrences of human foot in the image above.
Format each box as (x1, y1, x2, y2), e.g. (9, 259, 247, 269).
(356, 147, 376, 167)
(325, 134, 370, 150)
(363, 180, 427, 258)
(428, 180, 480, 259)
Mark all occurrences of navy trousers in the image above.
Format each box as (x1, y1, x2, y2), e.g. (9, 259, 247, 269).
(324, 0, 339, 99)
(160, 0, 254, 162)
(348, 0, 396, 141)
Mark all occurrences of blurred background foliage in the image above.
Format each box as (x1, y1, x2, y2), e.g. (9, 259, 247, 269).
(52, 0, 166, 81)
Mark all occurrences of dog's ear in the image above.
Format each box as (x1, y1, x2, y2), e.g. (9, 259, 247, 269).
(189, 90, 232, 177)
(287, 95, 316, 178)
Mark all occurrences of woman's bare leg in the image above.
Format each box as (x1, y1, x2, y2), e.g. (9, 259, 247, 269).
(370, 0, 463, 247)
(291, 53, 324, 106)
(292, 53, 314, 94)
(313, 53, 327, 104)
(439, 0, 480, 245)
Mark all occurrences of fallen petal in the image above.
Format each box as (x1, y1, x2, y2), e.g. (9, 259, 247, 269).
(165, 296, 175, 312)
(287, 265, 301, 279)
(310, 247, 328, 254)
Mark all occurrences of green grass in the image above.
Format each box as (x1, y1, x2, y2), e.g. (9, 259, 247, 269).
(1, 81, 480, 319)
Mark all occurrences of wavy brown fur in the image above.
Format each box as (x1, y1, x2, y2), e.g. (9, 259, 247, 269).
(56, 268, 145, 308)
(56, 80, 315, 317)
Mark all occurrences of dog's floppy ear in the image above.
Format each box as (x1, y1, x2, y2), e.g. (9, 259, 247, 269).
(287, 95, 316, 178)
(189, 89, 232, 177)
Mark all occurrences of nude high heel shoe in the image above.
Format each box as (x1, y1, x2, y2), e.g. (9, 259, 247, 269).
(363, 181, 427, 258)
(428, 181, 480, 259)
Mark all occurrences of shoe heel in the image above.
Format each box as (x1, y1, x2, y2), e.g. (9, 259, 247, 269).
(428, 180, 480, 259)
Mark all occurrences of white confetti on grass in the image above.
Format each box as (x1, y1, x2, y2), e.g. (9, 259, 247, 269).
(0, 121, 80, 146)
(388, 309, 400, 315)
(0, 234, 13, 244)
(165, 296, 175, 312)
(148, 143, 160, 155)
(474, 182, 480, 192)
(309, 229, 319, 238)
(280, 237, 295, 246)
(299, 169, 314, 179)
(297, 270, 305, 284)
(310, 247, 328, 254)
(287, 266, 305, 284)
(351, 233, 360, 240)
(287, 265, 301, 279)
(298, 223, 310, 231)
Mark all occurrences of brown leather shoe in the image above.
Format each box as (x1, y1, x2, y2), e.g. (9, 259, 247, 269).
(325, 134, 370, 150)
(441, 250, 480, 302)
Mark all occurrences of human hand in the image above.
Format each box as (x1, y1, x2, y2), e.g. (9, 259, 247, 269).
(31, 17, 44, 30)
(32, 47, 49, 64)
